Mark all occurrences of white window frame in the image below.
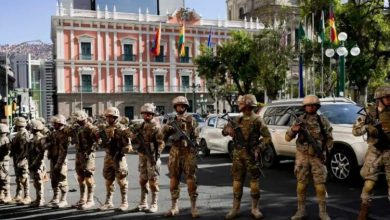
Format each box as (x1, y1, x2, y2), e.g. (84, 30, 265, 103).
(121, 38, 136, 58)
(78, 35, 95, 60)
(179, 69, 192, 92)
(121, 68, 136, 92)
(153, 68, 167, 92)
(78, 67, 94, 92)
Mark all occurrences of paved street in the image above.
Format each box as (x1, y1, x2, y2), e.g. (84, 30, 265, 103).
(1, 148, 389, 220)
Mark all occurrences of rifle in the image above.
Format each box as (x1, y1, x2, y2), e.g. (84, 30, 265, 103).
(287, 109, 325, 161)
(357, 107, 390, 150)
(99, 128, 123, 164)
(169, 119, 199, 154)
(129, 125, 158, 166)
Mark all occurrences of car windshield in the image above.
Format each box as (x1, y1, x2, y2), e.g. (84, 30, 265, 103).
(192, 114, 205, 123)
(320, 103, 362, 124)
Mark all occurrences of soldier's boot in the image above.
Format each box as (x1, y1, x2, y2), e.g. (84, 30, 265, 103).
(148, 191, 158, 213)
(164, 199, 179, 217)
(72, 183, 86, 208)
(2, 189, 12, 204)
(315, 184, 330, 220)
(225, 199, 241, 220)
(119, 192, 128, 211)
(99, 191, 114, 210)
(47, 188, 60, 207)
(30, 186, 44, 207)
(251, 198, 263, 219)
(21, 187, 32, 205)
(80, 188, 95, 210)
(56, 190, 68, 208)
(11, 190, 23, 204)
(357, 202, 370, 220)
(291, 182, 307, 220)
(190, 198, 200, 218)
(0, 190, 4, 203)
(137, 190, 149, 211)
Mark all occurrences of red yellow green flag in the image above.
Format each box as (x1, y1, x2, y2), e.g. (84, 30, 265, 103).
(178, 23, 185, 57)
(329, 6, 338, 44)
(151, 23, 161, 56)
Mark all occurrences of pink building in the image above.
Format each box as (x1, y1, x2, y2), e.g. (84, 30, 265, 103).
(51, 4, 264, 119)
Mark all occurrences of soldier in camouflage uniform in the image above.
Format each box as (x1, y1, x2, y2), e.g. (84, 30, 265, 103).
(285, 95, 333, 220)
(99, 107, 133, 211)
(47, 114, 71, 208)
(128, 103, 165, 213)
(120, 116, 130, 126)
(0, 124, 12, 204)
(162, 96, 200, 218)
(10, 117, 32, 205)
(222, 94, 271, 220)
(353, 86, 390, 220)
(71, 110, 99, 210)
(28, 119, 47, 207)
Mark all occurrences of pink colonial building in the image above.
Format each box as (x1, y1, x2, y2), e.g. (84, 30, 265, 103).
(51, 4, 264, 119)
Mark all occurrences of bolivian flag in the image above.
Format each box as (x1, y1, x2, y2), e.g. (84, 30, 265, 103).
(178, 23, 185, 57)
(151, 23, 161, 56)
(329, 7, 338, 44)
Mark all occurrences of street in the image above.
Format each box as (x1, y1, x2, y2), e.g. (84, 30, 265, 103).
(1, 149, 389, 220)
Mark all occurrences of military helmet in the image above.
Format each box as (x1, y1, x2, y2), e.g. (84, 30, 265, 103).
(302, 95, 321, 107)
(120, 116, 130, 125)
(51, 114, 67, 125)
(30, 119, 44, 131)
(14, 117, 27, 127)
(237, 94, 258, 107)
(172, 96, 189, 108)
(37, 117, 46, 124)
(141, 103, 156, 114)
(105, 107, 120, 117)
(74, 110, 88, 121)
(0, 124, 9, 133)
(374, 86, 390, 99)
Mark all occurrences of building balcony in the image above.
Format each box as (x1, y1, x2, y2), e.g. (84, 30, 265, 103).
(154, 56, 166, 62)
(120, 54, 136, 62)
(119, 85, 140, 93)
(178, 57, 192, 63)
(146, 86, 206, 93)
(78, 54, 94, 60)
(73, 86, 98, 93)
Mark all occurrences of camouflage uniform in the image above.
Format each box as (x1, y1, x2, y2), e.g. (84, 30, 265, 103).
(47, 114, 71, 208)
(28, 119, 47, 207)
(10, 117, 32, 205)
(0, 124, 11, 204)
(285, 95, 333, 220)
(163, 96, 200, 218)
(71, 111, 99, 210)
(129, 103, 165, 213)
(222, 94, 271, 220)
(353, 86, 390, 220)
(99, 107, 133, 211)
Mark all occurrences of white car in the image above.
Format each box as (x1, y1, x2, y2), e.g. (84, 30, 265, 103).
(198, 113, 241, 159)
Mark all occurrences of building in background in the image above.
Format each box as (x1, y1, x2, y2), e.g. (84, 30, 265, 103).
(0, 55, 15, 122)
(52, 4, 264, 119)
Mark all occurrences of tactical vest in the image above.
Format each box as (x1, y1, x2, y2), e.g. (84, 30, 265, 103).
(379, 108, 390, 141)
(139, 121, 159, 153)
(234, 114, 261, 149)
(170, 114, 195, 142)
(28, 132, 45, 167)
(76, 122, 97, 153)
(0, 135, 10, 161)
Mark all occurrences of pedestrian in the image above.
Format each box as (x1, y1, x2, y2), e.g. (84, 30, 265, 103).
(10, 117, 31, 205)
(99, 107, 133, 211)
(28, 119, 47, 207)
(162, 96, 200, 218)
(46, 114, 71, 208)
(222, 94, 271, 219)
(71, 110, 99, 210)
(285, 95, 333, 220)
(353, 85, 390, 220)
(128, 103, 165, 213)
(0, 123, 12, 204)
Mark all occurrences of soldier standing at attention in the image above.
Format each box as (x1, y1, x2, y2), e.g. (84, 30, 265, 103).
(71, 110, 99, 210)
(129, 103, 165, 213)
(0, 124, 12, 204)
(162, 96, 200, 218)
(353, 86, 390, 220)
(285, 95, 333, 220)
(99, 107, 133, 211)
(28, 119, 47, 207)
(222, 94, 271, 220)
(10, 117, 31, 205)
(47, 114, 71, 208)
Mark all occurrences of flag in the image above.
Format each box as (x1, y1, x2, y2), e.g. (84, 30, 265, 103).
(299, 55, 304, 98)
(178, 23, 185, 57)
(329, 6, 338, 44)
(207, 27, 213, 48)
(298, 22, 305, 40)
(319, 10, 325, 43)
(151, 23, 161, 56)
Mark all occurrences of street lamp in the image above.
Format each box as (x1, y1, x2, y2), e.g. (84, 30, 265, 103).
(325, 32, 360, 97)
(188, 83, 200, 112)
(197, 94, 207, 115)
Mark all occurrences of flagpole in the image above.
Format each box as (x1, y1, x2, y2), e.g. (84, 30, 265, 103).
(321, 10, 324, 96)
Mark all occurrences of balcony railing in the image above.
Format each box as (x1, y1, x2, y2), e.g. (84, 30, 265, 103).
(119, 85, 140, 93)
(78, 53, 93, 60)
(73, 86, 98, 93)
(178, 57, 192, 63)
(154, 55, 166, 62)
(146, 86, 207, 93)
(120, 54, 136, 61)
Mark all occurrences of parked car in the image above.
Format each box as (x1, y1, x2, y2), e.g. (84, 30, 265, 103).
(259, 97, 368, 182)
(198, 113, 242, 159)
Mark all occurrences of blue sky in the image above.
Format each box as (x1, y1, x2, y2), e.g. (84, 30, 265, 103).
(0, 0, 226, 45)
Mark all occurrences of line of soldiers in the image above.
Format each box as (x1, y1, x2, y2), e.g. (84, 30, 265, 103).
(1, 85, 390, 219)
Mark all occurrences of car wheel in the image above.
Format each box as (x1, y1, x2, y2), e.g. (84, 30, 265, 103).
(261, 144, 279, 168)
(328, 147, 357, 182)
(200, 139, 210, 156)
(228, 142, 234, 161)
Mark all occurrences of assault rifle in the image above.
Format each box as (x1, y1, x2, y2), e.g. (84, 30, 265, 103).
(129, 125, 159, 167)
(99, 128, 123, 164)
(357, 107, 390, 150)
(287, 108, 325, 161)
(169, 119, 199, 154)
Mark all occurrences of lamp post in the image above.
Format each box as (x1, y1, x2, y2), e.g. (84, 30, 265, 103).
(325, 32, 360, 97)
(189, 83, 200, 112)
(197, 94, 207, 115)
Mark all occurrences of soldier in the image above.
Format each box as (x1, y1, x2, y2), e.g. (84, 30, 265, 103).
(28, 119, 47, 207)
(162, 96, 200, 218)
(0, 124, 12, 204)
(10, 117, 31, 205)
(47, 114, 70, 208)
(353, 86, 390, 220)
(222, 94, 271, 220)
(71, 110, 99, 210)
(120, 116, 130, 126)
(285, 95, 333, 220)
(129, 103, 165, 213)
(99, 107, 133, 211)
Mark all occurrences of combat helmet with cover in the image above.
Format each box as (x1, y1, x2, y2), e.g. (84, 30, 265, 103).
(30, 119, 44, 131)
(374, 85, 390, 99)
(237, 94, 257, 111)
(172, 96, 189, 108)
(141, 103, 156, 114)
(302, 95, 321, 108)
(105, 107, 120, 118)
(51, 114, 67, 125)
(74, 110, 88, 122)
(14, 117, 27, 127)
